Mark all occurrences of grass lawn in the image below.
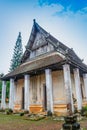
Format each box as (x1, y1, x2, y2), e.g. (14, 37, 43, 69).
(0, 113, 87, 130)
(0, 113, 62, 130)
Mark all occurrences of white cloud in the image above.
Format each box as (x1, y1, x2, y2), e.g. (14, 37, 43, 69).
(36, 3, 87, 64)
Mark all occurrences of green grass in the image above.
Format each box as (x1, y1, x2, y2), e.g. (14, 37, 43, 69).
(0, 113, 87, 130)
(0, 113, 61, 130)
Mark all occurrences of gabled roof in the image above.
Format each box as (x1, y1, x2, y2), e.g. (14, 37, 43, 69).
(21, 20, 83, 64)
(2, 20, 87, 80)
(21, 19, 49, 63)
(20, 20, 87, 70)
(3, 52, 64, 80)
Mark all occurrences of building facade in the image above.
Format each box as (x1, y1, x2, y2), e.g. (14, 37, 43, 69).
(1, 20, 87, 116)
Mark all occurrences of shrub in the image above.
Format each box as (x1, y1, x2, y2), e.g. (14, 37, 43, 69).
(5, 108, 13, 115)
(81, 106, 87, 116)
(19, 112, 24, 116)
(84, 111, 87, 117)
(83, 106, 87, 111)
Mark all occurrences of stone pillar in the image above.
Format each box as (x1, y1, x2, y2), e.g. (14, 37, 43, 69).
(9, 78, 15, 109)
(14, 82, 16, 105)
(24, 74, 30, 111)
(73, 68, 82, 110)
(1, 81, 6, 109)
(63, 64, 74, 113)
(83, 74, 87, 100)
(45, 69, 53, 113)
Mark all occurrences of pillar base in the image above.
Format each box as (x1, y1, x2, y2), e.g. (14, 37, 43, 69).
(14, 104, 21, 111)
(30, 105, 43, 113)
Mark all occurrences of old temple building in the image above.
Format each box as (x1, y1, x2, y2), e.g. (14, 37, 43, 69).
(1, 20, 87, 116)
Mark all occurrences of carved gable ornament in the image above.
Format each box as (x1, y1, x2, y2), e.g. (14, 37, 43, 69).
(32, 32, 46, 49)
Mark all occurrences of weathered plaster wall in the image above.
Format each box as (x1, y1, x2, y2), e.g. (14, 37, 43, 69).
(30, 71, 67, 105)
(14, 70, 86, 114)
(71, 74, 76, 99)
(52, 70, 66, 104)
(14, 79, 24, 110)
(30, 74, 45, 105)
(80, 77, 85, 99)
(71, 74, 85, 100)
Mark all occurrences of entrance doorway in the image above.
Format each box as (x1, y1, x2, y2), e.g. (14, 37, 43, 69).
(43, 85, 47, 111)
(22, 87, 24, 109)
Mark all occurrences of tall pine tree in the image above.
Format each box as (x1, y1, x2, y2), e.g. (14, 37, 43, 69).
(10, 32, 23, 71)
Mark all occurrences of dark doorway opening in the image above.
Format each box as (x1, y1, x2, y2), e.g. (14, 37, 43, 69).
(43, 85, 47, 111)
(22, 87, 24, 109)
(81, 84, 84, 99)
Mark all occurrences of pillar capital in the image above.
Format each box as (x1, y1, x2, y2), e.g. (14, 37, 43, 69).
(45, 68, 51, 73)
(10, 78, 14, 82)
(73, 68, 79, 75)
(2, 80, 6, 85)
(63, 64, 70, 69)
(73, 68, 79, 71)
(24, 74, 30, 79)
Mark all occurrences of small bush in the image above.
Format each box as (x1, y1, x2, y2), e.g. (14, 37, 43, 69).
(20, 112, 24, 116)
(81, 106, 87, 116)
(5, 108, 13, 115)
(84, 111, 87, 117)
(83, 106, 87, 111)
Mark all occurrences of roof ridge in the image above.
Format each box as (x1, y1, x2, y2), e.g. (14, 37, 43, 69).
(21, 20, 83, 66)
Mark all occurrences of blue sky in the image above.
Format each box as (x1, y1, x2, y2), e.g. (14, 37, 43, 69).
(0, 0, 87, 74)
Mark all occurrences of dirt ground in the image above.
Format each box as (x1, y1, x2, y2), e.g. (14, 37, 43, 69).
(0, 113, 87, 130)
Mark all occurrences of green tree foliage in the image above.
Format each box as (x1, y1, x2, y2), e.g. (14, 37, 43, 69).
(0, 80, 2, 102)
(0, 73, 4, 102)
(9, 32, 23, 72)
(0, 73, 4, 78)
(0, 73, 10, 102)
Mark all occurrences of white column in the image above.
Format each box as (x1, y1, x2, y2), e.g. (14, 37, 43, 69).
(1, 81, 6, 109)
(45, 69, 53, 113)
(73, 68, 82, 110)
(24, 74, 30, 111)
(9, 78, 15, 109)
(63, 64, 74, 113)
(14, 82, 16, 105)
(83, 74, 87, 100)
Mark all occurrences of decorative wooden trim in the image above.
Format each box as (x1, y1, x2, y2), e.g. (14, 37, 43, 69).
(32, 43, 48, 51)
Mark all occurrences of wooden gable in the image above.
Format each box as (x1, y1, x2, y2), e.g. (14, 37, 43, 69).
(2, 20, 87, 80)
(21, 20, 54, 63)
(21, 20, 86, 72)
